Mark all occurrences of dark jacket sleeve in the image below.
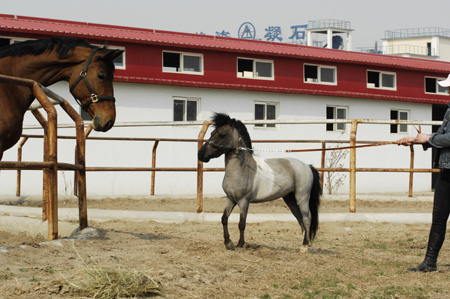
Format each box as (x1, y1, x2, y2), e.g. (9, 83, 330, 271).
(428, 132, 450, 149)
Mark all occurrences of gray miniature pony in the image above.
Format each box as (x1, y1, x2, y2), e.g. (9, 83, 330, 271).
(198, 113, 321, 252)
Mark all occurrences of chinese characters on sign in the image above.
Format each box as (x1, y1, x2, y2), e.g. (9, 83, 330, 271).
(216, 22, 308, 44)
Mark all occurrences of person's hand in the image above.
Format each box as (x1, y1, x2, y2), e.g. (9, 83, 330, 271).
(396, 136, 415, 146)
(414, 133, 430, 144)
(396, 133, 430, 146)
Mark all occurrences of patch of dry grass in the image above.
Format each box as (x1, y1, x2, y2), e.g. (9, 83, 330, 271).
(70, 246, 162, 298)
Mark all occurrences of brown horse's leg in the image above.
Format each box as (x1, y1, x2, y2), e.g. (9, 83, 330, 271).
(222, 198, 236, 250)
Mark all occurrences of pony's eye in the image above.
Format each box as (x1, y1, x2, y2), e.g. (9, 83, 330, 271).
(218, 133, 227, 138)
(97, 73, 106, 80)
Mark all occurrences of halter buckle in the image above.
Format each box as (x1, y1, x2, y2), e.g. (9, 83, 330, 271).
(80, 71, 87, 78)
(90, 94, 99, 103)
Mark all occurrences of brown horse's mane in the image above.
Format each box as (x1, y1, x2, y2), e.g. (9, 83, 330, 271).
(0, 36, 117, 75)
(0, 36, 98, 59)
(212, 113, 253, 152)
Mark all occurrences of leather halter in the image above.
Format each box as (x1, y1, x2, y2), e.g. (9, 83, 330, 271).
(206, 140, 234, 153)
(69, 48, 116, 111)
(207, 137, 252, 153)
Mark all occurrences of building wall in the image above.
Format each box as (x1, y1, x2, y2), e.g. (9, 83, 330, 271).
(111, 42, 448, 104)
(382, 37, 434, 57)
(382, 36, 450, 62)
(438, 37, 450, 62)
(0, 82, 433, 198)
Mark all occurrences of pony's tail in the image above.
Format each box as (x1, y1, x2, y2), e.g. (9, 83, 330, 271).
(309, 165, 322, 241)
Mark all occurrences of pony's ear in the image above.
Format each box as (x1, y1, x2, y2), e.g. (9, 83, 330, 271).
(230, 118, 236, 127)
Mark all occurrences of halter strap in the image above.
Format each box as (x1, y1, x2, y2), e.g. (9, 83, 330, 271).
(69, 48, 116, 111)
(207, 138, 252, 154)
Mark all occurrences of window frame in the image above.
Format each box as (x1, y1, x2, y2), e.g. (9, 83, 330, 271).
(237, 57, 274, 80)
(326, 105, 348, 132)
(173, 97, 200, 122)
(425, 76, 448, 95)
(254, 101, 278, 128)
(366, 70, 397, 90)
(163, 51, 204, 75)
(390, 109, 410, 134)
(304, 63, 337, 85)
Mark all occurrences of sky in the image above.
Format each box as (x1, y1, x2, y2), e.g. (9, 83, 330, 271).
(3, 0, 450, 50)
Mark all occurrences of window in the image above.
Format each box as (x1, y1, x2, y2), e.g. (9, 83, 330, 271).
(255, 102, 277, 128)
(173, 97, 199, 121)
(0, 38, 10, 47)
(326, 106, 347, 132)
(425, 77, 448, 95)
(163, 51, 203, 74)
(390, 109, 409, 133)
(367, 70, 396, 90)
(238, 58, 274, 80)
(304, 64, 337, 85)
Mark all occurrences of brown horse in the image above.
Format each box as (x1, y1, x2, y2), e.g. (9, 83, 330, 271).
(0, 36, 123, 160)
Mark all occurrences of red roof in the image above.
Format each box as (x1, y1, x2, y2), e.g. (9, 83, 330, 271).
(1, 14, 450, 73)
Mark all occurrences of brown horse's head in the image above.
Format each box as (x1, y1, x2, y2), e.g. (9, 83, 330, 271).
(69, 47, 123, 132)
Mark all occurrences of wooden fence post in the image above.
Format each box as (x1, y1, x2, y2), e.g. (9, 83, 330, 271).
(151, 140, 160, 195)
(349, 120, 358, 213)
(197, 121, 212, 213)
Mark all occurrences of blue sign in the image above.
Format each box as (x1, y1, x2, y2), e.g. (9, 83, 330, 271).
(289, 24, 307, 41)
(265, 26, 283, 42)
(235, 22, 307, 44)
(216, 30, 230, 37)
(238, 22, 256, 40)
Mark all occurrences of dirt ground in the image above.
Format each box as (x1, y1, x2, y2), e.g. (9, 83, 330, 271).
(2, 196, 450, 298)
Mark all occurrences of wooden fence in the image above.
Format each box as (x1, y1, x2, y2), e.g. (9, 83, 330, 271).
(0, 74, 87, 240)
(14, 118, 440, 215)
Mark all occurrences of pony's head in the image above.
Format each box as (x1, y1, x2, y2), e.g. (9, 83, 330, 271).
(68, 45, 123, 132)
(198, 113, 252, 163)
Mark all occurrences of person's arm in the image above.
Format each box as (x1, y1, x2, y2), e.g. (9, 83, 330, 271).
(428, 132, 450, 148)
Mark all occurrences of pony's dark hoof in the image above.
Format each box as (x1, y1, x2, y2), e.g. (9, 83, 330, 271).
(225, 240, 235, 250)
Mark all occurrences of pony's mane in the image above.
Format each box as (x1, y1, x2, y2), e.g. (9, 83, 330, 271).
(212, 113, 253, 151)
(0, 36, 98, 59)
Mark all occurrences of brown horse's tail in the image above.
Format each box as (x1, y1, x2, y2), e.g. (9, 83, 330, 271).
(309, 165, 322, 241)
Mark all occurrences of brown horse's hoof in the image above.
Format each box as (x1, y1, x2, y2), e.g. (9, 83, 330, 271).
(300, 246, 310, 254)
(225, 240, 235, 250)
